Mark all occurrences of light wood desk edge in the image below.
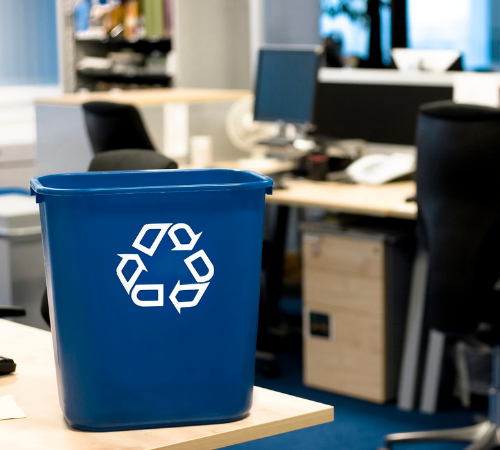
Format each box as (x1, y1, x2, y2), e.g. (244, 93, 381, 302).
(35, 88, 252, 107)
(0, 320, 333, 450)
(176, 394, 333, 450)
(266, 179, 417, 220)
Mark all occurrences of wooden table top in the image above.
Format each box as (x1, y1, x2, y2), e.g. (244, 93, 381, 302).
(0, 320, 333, 450)
(35, 88, 252, 107)
(266, 179, 417, 220)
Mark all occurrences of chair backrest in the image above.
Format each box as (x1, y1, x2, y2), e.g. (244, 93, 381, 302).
(82, 101, 156, 153)
(416, 101, 500, 333)
(88, 149, 177, 172)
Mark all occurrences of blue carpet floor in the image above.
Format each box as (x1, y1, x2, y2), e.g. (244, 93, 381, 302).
(228, 351, 478, 450)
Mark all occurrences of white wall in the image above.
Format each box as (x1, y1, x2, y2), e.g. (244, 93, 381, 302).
(0, 0, 59, 86)
(174, 0, 321, 89)
(263, 0, 321, 45)
(175, 0, 252, 89)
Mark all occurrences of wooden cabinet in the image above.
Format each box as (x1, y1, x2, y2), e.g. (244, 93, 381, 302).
(302, 224, 414, 403)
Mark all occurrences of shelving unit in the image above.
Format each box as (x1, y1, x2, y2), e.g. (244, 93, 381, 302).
(74, 37, 172, 91)
(76, 68, 171, 86)
(57, 0, 173, 92)
(75, 36, 171, 54)
(57, 0, 261, 93)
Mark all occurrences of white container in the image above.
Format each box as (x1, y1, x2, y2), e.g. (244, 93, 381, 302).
(190, 135, 213, 168)
(0, 194, 46, 329)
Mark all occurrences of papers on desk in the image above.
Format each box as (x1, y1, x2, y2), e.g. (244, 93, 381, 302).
(0, 395, 25, 420)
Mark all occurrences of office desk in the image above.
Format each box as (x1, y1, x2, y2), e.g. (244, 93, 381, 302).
(35, 88, 252, 177)
(263, 178, 422, 409)
(266, 179, 417, 220)
(37, 88, 251, 107)
(0, 320, 333, 450)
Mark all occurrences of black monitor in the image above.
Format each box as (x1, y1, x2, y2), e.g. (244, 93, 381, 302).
(254, 46, 322, 145)
(312, 80, 453, 145)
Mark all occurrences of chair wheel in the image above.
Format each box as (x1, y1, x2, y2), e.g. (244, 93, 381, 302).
(262, 361, 280, 378)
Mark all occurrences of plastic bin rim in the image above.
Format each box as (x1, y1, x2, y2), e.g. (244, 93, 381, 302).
(30, 169, 274, 198)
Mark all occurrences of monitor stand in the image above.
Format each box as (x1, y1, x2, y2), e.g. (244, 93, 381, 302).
(258, 123, 293, 148)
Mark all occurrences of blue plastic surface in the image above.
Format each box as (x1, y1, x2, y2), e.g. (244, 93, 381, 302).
(0, 186, 30, 196)
(30, 169, 273, 431)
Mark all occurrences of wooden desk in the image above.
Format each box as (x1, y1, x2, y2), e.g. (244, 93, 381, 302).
(266, 179, 417, 220)
(36, 88, 251, 107)
(263, 178, 417, 406)
(0, 320, 333, 450)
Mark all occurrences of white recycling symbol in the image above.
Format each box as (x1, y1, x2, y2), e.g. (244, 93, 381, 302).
(116, 223, 214, 313)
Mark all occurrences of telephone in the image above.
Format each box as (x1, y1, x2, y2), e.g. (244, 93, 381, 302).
(345, 153, 416, 185)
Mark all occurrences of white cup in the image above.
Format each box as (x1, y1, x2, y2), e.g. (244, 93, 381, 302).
(190, 135, 213, 168)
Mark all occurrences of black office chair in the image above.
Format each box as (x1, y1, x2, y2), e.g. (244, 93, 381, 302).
(0, 306, 26, 374)
(82, 102, 156, 153)
(40, 149, 178, 327)
(88, 149, 178, 171)
(382, 101, 500, 449)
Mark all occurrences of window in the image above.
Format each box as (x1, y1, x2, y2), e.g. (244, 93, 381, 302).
(408, 0, 491, 71)
(319, 0, 392, 65)
(0, 0, 59, 86)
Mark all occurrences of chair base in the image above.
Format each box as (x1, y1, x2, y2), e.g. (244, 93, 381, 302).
(381, 421, 500, 450)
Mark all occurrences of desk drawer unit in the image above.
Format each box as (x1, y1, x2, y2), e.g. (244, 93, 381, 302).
(302, 225, 414, 403)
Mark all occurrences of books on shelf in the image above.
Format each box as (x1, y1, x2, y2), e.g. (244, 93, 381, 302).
(144, 0, 165, 39)
(75, 0, 173, 42)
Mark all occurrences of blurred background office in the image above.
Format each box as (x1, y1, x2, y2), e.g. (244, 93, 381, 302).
(4, 1, 500, 450)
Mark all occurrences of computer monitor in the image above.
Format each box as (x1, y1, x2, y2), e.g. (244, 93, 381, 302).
(254, 46, 322, 145)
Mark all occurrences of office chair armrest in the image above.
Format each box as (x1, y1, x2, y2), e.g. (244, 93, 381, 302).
(0, 306, 26, 318)
(406, 195, 417, 203)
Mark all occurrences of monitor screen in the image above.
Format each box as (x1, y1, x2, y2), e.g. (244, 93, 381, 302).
(254, 47, 321, 125)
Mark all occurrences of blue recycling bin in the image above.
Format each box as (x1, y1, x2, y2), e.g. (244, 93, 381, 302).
(30, 169, 273, 431)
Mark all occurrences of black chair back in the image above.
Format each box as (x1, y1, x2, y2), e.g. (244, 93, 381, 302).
(88, 149, 177, 172)
(82, 101, 156, 153)
(416, 101, 500, 333)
